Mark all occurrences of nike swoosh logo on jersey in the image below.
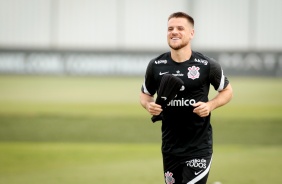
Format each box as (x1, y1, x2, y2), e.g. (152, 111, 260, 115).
(159, 71, 169, 75)
(195, 170, 203, 175)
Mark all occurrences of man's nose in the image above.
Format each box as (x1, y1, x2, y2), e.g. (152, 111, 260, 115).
(171, 31, 178, 35)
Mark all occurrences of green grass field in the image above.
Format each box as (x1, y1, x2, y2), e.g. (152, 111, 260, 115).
(0, 75, 281, 184)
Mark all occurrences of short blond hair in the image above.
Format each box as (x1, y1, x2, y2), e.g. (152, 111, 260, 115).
(168, 12, 194, 27)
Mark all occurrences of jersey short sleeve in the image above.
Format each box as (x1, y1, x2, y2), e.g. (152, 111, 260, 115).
(141, 60, 157, 96)
(209, 58, 229, 91)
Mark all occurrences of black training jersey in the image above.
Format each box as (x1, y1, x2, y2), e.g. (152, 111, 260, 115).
(141, 51, 229, 157)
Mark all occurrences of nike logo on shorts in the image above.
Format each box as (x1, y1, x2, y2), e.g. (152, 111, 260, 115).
(195, 170, 203, 175)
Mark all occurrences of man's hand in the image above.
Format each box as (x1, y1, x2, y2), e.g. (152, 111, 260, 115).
(140, 92, 163, 116)
(192, 102, 211, 117)
(146, 102, 163, 116)
(193, 84, 233, 117)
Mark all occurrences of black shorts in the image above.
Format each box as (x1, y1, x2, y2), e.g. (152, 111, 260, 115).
(163, 154, 212, 184)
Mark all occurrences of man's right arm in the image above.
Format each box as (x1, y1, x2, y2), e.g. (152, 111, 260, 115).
(140, 92, 162, 116)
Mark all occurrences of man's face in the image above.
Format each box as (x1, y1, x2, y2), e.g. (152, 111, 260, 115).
(167, 17, 194, 50)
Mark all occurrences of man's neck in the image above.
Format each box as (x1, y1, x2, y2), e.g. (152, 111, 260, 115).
(170, 47, 192, 63)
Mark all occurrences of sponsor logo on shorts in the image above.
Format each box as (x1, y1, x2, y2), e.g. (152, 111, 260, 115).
(164, 171, 175, 184)
(185, 159, 207, 169)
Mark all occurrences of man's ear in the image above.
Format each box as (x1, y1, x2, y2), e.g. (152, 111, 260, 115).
(190, 29, 195, 39)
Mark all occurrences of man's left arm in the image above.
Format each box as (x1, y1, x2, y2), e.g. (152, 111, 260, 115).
(193, 83, 233, 117)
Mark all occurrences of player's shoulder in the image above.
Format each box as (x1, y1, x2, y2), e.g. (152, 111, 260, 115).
(192, 51, 222, 71)
(148, 52, 170, 65)
(192, 51, 217, 64)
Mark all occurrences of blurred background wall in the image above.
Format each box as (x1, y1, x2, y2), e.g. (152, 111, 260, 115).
(0, 0, 281, 76)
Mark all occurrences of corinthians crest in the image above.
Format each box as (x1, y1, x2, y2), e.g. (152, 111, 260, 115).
(165, 171, 175, 184)
(187, 66, 200, 80)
